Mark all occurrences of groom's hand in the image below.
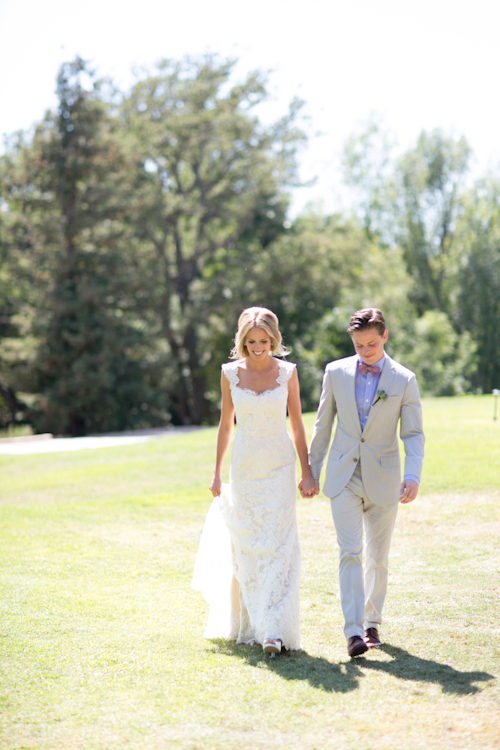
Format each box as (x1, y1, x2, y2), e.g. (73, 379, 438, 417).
(399, 479, 419, 504)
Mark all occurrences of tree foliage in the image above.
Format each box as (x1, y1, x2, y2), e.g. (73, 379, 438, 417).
(0, 56, 308, 432)
(0, 131, 49, 428)
(342, 119, 482, 395)
(343, 121, 472, 316)
(396, 130, 471, 316)
(120, 56, 306, 424)
(456, 177, 500, 392)
(1, 62, 499, 435)
(2, 59, 167, 435)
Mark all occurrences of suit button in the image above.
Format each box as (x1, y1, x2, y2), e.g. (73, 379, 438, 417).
(361, 438, 365, 443)
(353, 458, 357, 462)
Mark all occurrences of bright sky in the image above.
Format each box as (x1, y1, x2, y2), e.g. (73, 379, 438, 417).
(1, 0, 499, 213)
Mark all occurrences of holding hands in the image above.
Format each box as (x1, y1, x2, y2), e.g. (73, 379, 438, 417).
(299, 473, 319, 498)
(212, 473, 319, 499)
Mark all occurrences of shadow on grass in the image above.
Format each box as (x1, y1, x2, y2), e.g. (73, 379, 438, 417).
(210, 641, 495, 696)
(364, 644, 495, 695)
(211, 640, 362, 693)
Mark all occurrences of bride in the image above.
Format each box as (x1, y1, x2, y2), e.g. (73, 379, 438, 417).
(192, 307, 316, 654)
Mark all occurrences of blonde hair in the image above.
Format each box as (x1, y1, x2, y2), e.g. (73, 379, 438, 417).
(230, 307, 290, 359)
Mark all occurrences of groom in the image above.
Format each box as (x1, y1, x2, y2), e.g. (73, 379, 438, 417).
(308, 308, 424, 658)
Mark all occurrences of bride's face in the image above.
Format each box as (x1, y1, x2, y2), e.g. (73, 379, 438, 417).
(245, 327, 272, 362)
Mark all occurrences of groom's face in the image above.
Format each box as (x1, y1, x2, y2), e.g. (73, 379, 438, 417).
(350, 327, 388, 365)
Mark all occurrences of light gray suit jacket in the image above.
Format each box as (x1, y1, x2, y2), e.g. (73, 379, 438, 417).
(308, 354, 425, 505)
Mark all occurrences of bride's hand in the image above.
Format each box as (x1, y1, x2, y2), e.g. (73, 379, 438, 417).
(299, 475, 317, 498)
(209, 475, 222, 497)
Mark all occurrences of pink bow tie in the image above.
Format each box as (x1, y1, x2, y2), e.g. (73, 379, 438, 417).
(359, 362, 381, 376)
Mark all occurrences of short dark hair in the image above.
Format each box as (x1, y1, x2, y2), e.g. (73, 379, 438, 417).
(347, 308, 386, 336)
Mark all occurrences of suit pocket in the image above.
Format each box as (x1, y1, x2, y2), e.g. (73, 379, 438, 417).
(329, 448, 343, 461)
(380, 454, 400, 468)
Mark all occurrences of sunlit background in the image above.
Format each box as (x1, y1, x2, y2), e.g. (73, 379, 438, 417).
(1, 0, 499, 213)
(1, 0, 499, 436)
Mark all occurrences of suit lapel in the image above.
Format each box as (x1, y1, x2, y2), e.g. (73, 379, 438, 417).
(343, 356, 361, 435)
(364, 354, 396, 432)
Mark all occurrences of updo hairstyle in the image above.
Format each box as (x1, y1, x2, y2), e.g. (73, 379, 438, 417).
(230, 306, 290, 359)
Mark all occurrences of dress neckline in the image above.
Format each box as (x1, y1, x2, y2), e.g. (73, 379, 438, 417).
(234, 360, 283, 396)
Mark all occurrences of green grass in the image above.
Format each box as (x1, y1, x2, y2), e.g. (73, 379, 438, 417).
(0, 395, 499, 749)
(419, 394, 500, 491)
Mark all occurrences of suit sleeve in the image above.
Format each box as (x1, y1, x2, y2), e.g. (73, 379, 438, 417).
(399, 375, 425, 481)
(308, 368, 337, 481)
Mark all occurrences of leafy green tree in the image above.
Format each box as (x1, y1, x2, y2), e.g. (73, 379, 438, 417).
(342, 116, 398, 242)
(237, 217, 415, 407)
(342, 121, 471, 317)
(0, 133, 46, 428)
(456, 177, 500, 392)
(121, 55, 306, 424)
(2, 59, 168, 435)
(400, 310, 476, 396)
(300, 240, 415, 395)
(196, 213, 382, 411)
(0, 248, 29, 428)
(396, 130, 471, 316)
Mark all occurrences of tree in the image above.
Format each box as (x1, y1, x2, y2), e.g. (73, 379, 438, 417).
(456, 177, 500, 392)
(0, 131, 48, 429)
(342, 116, 398, 243)
(121, 55, 306, 424)
(194, 212, 387, 412)
(342, 121, 472, 317)
(396, 130, 471, 316)
(0, 236, 30, 428)
(1, 59, 168, 435)
(400, 310, 476, 396)
(253, 217, 416, 407)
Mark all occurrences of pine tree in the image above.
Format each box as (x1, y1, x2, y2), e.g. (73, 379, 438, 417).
(33, 59, 166, 435)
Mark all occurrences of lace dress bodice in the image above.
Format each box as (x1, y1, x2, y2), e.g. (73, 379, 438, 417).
(222, 361, 297, 480)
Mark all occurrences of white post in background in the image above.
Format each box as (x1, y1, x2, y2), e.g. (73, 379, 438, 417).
(493, 389, 500, 421)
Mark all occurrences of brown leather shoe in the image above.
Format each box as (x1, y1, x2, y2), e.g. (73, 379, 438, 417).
(347, 635, 368, 657)
(364, 627, 381, 648)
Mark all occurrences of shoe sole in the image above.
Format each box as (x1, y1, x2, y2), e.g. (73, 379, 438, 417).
(364, 632, 382, 648)
(263, 642, 281, 654)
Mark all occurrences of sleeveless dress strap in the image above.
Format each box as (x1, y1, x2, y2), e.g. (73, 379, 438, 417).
(221, 362, 240, 390)
(277, 361, 296, 388)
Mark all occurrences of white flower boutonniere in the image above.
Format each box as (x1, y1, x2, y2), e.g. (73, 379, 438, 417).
(373, 390, 388, 405)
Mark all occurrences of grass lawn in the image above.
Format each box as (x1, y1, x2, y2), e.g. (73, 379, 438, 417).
(0, 394, 499, 749)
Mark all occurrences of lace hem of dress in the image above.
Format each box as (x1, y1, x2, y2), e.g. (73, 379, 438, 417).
(192, 483, 301, 650)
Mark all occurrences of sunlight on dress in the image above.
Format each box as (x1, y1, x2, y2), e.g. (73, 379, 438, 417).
(192, 360, 301, 650)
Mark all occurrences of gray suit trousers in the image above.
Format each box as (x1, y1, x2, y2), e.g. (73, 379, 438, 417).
(331, 461, 398, 640)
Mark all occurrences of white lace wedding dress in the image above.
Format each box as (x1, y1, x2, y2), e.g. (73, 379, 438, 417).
(192, 359, 301, 650)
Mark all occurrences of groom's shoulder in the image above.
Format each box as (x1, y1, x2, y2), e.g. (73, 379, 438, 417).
(386, 355, 417, 382)
(325, 355, 357, 374)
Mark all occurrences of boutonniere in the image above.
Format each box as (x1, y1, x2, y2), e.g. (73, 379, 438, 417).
(373, 390, 388, 405)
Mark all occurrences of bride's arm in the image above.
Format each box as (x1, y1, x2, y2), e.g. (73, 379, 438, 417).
(287, 369, 316, 496)
(209, 371, 235, 497)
